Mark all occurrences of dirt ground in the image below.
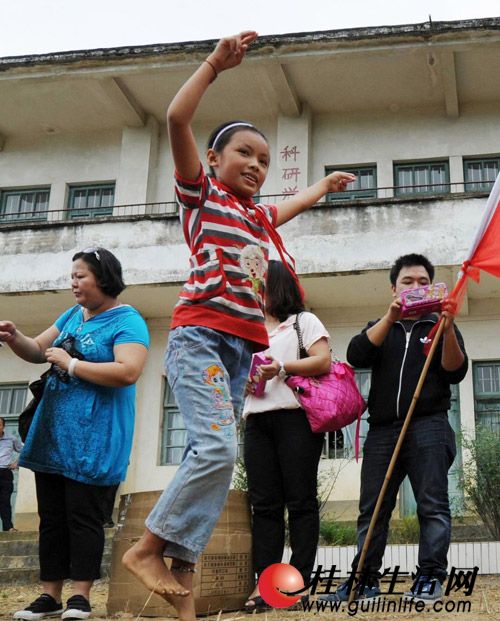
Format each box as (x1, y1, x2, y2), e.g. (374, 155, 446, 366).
(1, 576, 499, 621)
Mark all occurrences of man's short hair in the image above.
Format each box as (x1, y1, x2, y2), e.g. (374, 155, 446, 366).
(390, 253, 435, 285)
(0, 417, 5, 425)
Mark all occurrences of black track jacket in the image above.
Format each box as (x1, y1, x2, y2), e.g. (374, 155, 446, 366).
(347, 314, 468, 426)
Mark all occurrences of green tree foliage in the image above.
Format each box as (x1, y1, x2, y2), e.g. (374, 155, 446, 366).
(460, 426, 500, 540)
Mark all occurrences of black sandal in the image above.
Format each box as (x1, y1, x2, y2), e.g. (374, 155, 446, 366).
(244, 595, 272, 614)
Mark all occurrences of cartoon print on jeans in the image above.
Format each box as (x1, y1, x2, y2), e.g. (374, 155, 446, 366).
(240, 245, 266, 294)
(203, 364, 234, 427)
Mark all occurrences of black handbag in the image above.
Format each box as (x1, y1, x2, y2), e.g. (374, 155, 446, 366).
(18, 370, 50, 442)
(18, 307, 82, 442)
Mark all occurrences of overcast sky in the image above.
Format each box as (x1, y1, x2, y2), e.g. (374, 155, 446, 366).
(0, 0, 498, 57)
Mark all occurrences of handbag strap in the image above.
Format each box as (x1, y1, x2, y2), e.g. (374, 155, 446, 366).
(354, 414, 362, 463)
(251, 204, 305, 302)
(293, 313, 308, 360)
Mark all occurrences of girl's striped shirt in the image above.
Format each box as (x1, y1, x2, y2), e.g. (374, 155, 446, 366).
(171, 167, 277, 348)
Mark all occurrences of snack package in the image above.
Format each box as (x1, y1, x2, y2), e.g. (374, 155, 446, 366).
(400, 282, 448, 318)
(248, 353, 269, 397)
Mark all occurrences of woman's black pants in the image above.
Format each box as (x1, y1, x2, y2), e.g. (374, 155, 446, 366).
(244, 408, 324, 585)
(35, 471, 115, 581)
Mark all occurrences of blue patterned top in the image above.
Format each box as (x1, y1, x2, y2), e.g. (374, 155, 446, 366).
(20, 304, 149, 485)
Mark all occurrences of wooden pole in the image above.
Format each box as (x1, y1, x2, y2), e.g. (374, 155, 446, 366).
(347, 319, 446, 604)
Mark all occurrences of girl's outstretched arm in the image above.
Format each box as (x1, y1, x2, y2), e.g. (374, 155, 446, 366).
(275, 171, 357, 226)
(167, 31, 258, 181)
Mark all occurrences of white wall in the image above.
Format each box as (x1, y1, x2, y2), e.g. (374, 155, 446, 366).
(0, 130, 122, 216)
(312, 104, 500, 189)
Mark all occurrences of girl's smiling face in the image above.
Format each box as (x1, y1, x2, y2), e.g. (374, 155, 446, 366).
(207, 129, 270, 198)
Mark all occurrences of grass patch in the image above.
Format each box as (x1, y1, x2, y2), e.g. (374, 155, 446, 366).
(388, 515, 420, 544)
(319, 520, 357, 545)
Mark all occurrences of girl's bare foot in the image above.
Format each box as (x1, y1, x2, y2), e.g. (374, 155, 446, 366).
(122, 532, 189, 597)
(162, 565, 196, 621)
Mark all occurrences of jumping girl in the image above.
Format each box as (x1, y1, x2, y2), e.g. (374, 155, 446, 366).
(123, 31, 355, 621)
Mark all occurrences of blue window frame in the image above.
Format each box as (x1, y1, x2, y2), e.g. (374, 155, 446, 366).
(160, 379, 244, 465)
(0, 384, 28, 423)
(394, 160, 449, 197)
(161, 379, 187, 465)
(473, 361, 500, 434)
(0, 188, 49, 222)
(68, 184, 114, 219)
(325, 165, 377, 201)
(464, 156, 500, 192)
(323, 369, 370, 459)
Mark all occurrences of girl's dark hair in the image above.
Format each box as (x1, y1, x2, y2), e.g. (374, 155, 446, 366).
(72, 247, 126, 297)
(265, 260, 305, 322)
(207, 120, 268, 154)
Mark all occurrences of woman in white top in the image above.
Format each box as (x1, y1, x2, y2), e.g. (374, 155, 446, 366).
(243, 260, 331, 612)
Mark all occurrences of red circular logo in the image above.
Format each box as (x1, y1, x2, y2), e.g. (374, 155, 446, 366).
(258, 563, 304, 608)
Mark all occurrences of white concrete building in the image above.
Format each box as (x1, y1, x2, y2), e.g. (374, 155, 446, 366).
(1, 18, 500, 527)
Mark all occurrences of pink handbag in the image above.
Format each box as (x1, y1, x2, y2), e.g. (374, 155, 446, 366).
(285, 315, 367, 459)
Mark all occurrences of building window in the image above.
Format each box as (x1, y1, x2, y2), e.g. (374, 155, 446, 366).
(323, 369, 370, 459)
(0, 188, 49, 222)
(394, 160, 449, 197)
(464, 157, 500, 192)
(0, 385, 28, 422)
(161, 379, 186, 465)
(325, 165, 377, 201)
(68, 184, 114, 219)
(473, 361, 500, 434)
(160, 379, 244, 465)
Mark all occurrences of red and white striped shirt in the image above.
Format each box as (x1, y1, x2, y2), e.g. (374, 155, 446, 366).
(171, 167, 277, 349)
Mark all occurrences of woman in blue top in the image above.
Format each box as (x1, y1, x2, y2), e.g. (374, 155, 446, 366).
(0, 247, 149, 621)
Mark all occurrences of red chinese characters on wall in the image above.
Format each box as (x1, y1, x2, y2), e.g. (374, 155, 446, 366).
(279, 145, 301, 198)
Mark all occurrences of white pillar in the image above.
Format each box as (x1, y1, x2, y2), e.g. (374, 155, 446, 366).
(115, 116, 159, 210)
(449, 155, 464, 192)
(276, 105, 311, 197)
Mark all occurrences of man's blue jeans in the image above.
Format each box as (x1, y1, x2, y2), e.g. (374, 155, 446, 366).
(352, 413, 456, 584)
(146, 326, 252, 564)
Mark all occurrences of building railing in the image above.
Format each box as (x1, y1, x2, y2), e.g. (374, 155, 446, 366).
(0, 182, 491, 229)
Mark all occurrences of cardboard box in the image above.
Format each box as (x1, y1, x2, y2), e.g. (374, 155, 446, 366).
(107, 489, 254, 617)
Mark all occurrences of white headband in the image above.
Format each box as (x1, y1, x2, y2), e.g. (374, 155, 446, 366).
(211, 122, 254, 150)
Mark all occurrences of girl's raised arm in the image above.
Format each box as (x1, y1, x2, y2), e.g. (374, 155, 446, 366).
(167, 31, 258, 181)
(275, 170, 357, 226)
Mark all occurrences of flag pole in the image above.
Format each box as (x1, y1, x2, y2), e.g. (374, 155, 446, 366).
(347, 171, 500, 605)
(347, 318, 446, 605)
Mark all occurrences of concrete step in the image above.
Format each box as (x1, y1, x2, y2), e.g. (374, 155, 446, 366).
(0, 530, 38, 541)
(1, 550, 113, 569)
(0, 538, 42, 555)
(0, 529, 115, 584)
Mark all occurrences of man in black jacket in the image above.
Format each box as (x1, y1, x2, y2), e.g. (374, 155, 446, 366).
(322, 254, 468, 604)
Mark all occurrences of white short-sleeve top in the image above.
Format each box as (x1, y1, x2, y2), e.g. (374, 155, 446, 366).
(243, 312, 330, 416)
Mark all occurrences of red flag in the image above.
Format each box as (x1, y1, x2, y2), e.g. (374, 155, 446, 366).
(424, 172, 500, 352)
